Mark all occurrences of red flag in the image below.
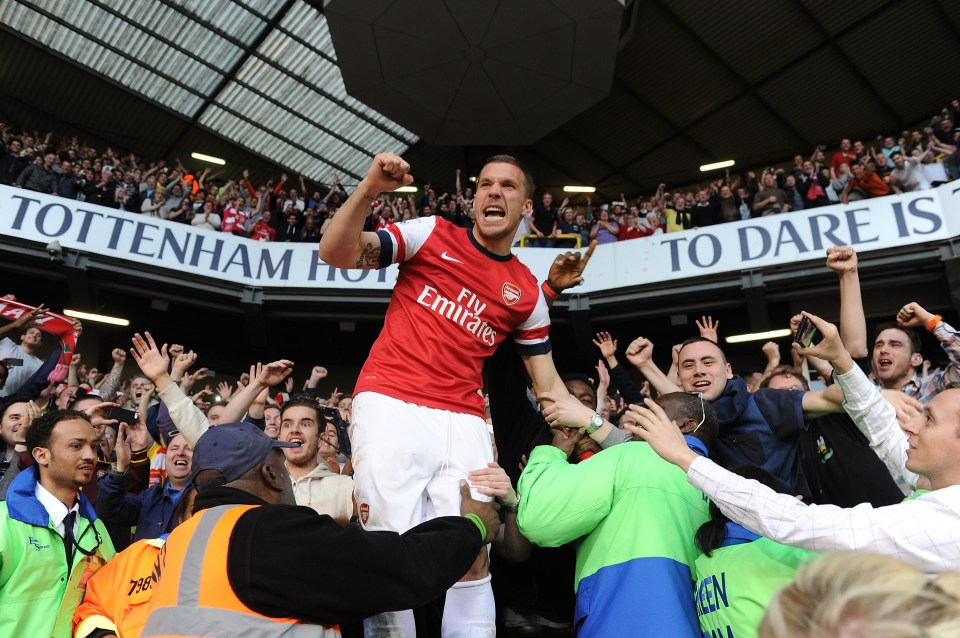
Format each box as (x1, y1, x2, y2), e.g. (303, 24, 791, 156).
(0, 299, 80, 382)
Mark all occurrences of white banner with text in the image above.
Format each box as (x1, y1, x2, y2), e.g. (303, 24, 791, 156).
(2, 182, 958, 293)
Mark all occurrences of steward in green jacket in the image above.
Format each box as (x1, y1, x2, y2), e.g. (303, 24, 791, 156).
(0, 410, 115, 637)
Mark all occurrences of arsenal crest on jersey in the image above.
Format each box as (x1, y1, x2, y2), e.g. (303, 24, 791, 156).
(359, 502, 370, 525)
(501, 282, 521, 305)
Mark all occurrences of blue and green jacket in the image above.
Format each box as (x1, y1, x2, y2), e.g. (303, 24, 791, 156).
(518, 437, 710, 637)
(0, 466, 115, 638)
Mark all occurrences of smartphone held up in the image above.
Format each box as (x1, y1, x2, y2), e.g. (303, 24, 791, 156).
(794, 316, 820, 348)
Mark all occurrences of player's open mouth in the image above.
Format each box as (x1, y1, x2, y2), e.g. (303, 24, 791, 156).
(692, 380, 710, 389)
(172, 459, 188, 467)
(287, 436, 304, 445)
(483, 206, 506, 219)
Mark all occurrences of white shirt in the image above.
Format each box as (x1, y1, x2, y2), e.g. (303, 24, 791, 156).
(34, 481, 80, 539)
(686, 362, 960, 573)
(0, 337, 43, 398)
(687, 456, 960, 573)
(890, 156, 930, 192)
(834, 365, 920, 489)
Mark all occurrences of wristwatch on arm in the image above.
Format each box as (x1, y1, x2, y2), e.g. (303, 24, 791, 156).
(585, 413, 603, 435)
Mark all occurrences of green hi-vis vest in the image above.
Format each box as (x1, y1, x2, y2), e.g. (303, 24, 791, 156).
(694, 528, 815, 638)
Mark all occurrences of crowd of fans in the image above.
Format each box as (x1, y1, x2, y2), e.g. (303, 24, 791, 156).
(2, 102, 960, 638)
(2, 236, 960, 637)
(2, 99, 958, 250)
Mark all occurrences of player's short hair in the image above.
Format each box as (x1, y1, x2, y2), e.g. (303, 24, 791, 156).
(485, 154, 535, 199)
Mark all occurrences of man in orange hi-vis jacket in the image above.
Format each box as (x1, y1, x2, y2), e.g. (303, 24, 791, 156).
(73, 490, 197, 638)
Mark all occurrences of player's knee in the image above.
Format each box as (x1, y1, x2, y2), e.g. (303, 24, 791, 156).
(460, 548, 489, 582)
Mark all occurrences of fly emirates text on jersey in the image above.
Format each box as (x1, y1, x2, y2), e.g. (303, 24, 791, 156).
(416, 285, 497, 346)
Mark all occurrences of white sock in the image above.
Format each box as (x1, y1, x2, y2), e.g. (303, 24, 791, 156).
(363, 610, 416, 638)
(441, 575, 495, 638)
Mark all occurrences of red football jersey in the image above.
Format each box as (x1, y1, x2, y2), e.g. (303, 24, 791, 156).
(355, 216, 551, 417)
(220, 206, 248, 234)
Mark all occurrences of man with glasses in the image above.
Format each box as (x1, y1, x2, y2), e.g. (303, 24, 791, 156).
(0, 409, 116, 637)
(517, 393, 718, 638)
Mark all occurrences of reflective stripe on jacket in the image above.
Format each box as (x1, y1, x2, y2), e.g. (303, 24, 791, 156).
(141, 504, 338, 638)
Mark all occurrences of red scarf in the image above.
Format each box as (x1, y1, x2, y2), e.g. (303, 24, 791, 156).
(0, 299, 79, 382)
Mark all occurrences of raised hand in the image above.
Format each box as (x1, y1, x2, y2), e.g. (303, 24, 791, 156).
(762, 341, 781, 362)
(362, 152, 414, 195)
(625, 337, 654, 369)
(9, 303, 47, 330)
(115, 422, 132, 471)
(84, 401, 119, 433)
(789, 314, 802, 335)
(130, 332, 169, 382)
(696, 316, 720, 343)
(128, 419, 153, 451)
(181, 367, 208, 394)
(257, 360, 294, 388)
(171, 350, 198, 380)
(547, 241, 597, 292)
(596, 360, 610, 395)
(791, 312, 847, 365)
(592, 331, 618, 359)
(897, 302, 935, 329)
(825, 246, 858, 275)
(328, 386, 343, 406)
(217, 381, 234, 401)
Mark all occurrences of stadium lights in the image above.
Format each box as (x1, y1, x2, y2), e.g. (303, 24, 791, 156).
(190, 152, 226, 165)
(724, 328, 792, 344)
(63, 309, 130, 327)
(700, 160, 735, 172)
(563, 185, 596, 193)
(394, 185, 417, 192)
(469, 176, 477, 182)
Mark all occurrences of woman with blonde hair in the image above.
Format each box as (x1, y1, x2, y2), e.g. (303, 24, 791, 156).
(761, 552, 960, 637)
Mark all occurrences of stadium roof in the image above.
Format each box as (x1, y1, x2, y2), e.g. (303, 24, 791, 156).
(2, 0, 959, 197)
